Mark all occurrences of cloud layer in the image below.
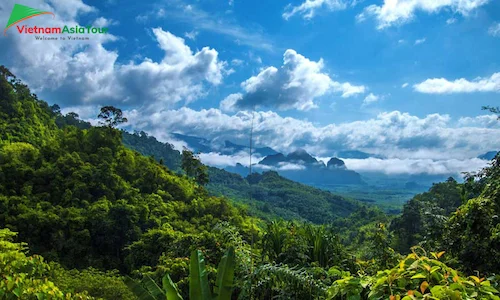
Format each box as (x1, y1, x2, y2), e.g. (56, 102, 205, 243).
(123, 107, 500, 162)
(220, 49, 366, 111)
(342, 157, 488, 175)
(414, 72, 500, 94)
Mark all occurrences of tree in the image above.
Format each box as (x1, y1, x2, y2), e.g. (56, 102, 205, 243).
(482, 105, 500, 119)
(50, 104, 61, 115)
(181, 149, 209, 185)
(97, 106, 128, 128)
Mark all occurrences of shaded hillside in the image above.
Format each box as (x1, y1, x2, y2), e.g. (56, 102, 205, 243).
(122, 131, 182, 172)
(208, 167, 362, 224)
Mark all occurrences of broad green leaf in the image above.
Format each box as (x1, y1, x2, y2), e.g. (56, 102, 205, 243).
(214, 247, 235, 300)
(124, 276, 157, 300)
(430, 286, 445, 298)
(143, 275, 166, 300)
(481, 285, 499, 294)
(189, 250, 212, 300)
(163, 274, 183, 300)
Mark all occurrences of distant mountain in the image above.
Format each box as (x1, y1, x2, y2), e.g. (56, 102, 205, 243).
(254, 149, 364, 185)
(171, 133, 213, 153)
(337, 150, 374, 159)
(171, 133, 278, 156)
(327, 157, 346, 169)
(222, 140, 279, 157)
(259, 153, 287, 166)
(478, 151, 498, 160)
(286, 148, 320, 165)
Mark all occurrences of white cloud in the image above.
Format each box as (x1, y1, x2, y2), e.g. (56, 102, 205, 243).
(92, 17, 119, 27)
(446, 18, 457, 24)
(414, 38, 426, 45)
(220, 93, 243, 112)
(221, 49, 366, 111)
(414, 72, 500, 94)
(0, 0, 227, 110)
(488, 22, 500, 37)
(343, 157, 488, 175)
(198, 151, 262, 167)
(122, 107, 500, 162)
(60, 105, 101, 125)
(184, 30, 199, 40)
(198, 151, 307, 171)
(231, 59, 244, 66)
(360, 0, 489, 29)
(458, 114, 500, 128)
(362, 93, 380, 106)
(402, 83, 409, 88)
(283, 0, 350, 20)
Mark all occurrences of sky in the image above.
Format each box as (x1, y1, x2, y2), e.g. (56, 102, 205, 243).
(1, 0, 500, 175)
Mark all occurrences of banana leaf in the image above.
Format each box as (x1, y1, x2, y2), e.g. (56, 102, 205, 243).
(189, 250, 212, 300)
(214, 247, 236, 300)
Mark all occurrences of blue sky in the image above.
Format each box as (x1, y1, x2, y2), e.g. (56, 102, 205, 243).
(1, 0, 500, 174)
(79, 0, 500, 124)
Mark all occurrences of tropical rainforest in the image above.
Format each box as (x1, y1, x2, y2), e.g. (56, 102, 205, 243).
(1, 65, 500, 299)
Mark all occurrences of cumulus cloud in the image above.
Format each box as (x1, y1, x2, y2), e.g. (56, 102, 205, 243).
(0, 0, 226, 110)
(402, 83, 409, 88)
(283, 0, 350, 20)
(221, 49, 366, 112)
(359, 0, 489, 29)
(414, 72, 500, 94)
(362, 93, 380, 106)
(343, 158, 488, 175)
(458, 115, 500, 128)
(488, 22, 500, 37)
(220, 93, 243, 112)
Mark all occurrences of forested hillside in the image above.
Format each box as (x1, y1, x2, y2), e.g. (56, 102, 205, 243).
(116, 130, 362, 224)
(1, 66, 500, 299)
(208, 168, 361, 223)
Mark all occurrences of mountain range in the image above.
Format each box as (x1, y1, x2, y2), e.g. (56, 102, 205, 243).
(171, 133, 279, 157)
